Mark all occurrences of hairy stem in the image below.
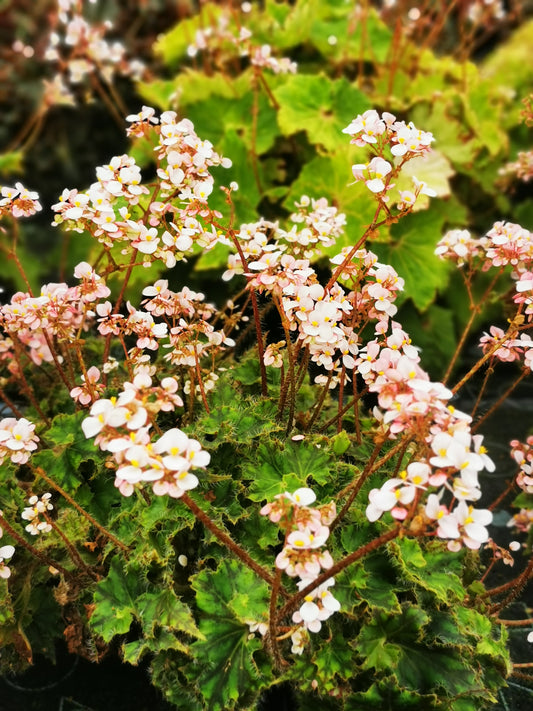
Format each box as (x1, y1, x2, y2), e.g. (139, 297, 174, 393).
(275, 526, 400, 624)
(34, 467, 130, 554)
(181, 493, 287, 595)
(0, 511, 75, 581)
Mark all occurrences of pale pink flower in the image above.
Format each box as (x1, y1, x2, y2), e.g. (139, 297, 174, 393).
(0, 545, 15, 579)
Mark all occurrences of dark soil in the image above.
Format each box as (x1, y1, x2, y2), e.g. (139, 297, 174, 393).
(0, 647, 174, 711)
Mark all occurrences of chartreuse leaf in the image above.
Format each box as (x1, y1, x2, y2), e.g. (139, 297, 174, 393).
(394, 150, 454, 210)
(154, 3, 223, 66)
(138, 69, 239, 111)
(246, 440, 332, 502)
(0, 150, 23, 174)
(32, 412, 97, 492)
(309, 5, 392, 63)
(409, 100, 479, 169)
(481, 18, 533, 126)
(374, 203, 454, 311)
(461, 82, 509, 158)
(274, 74, 370, 152)
(189, 559, 272, 710)
(284, 151, 384, 255)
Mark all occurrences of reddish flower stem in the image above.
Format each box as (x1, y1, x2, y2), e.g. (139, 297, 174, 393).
(180, 493, 287, 596)
(0, 511, 74, 581)
(34, 467, 130, 554)
(275, 526, 401, 624)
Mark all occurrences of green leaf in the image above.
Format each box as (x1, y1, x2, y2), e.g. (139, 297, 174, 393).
(284, 152, 384, 256)
(0, 150, 23, 175)
(122, 628, 190, 665)
(32, 412, 98, 492)
(202, 130, 263, 224)
(331, 430, 351, 455)
(309, 6, 392, 64)
(357, 620, 402, 672)
(199, 384, 280, 444)
(189, 559, 272, 710)
(90, 559, 144, 642)
(135, 78, 180, 110)
(313, 633, 355, 688)
(154, 3, 223, 66)
(246, 440, 332, 501)
(195, 241, 231, 272)
(390, 538, 466, 603)
(481, 19, 533, 125)
(44, 411, 84, 446)
(192, 558, 270, 625)
(346, 682, 439, 710)
(395, 150, 455, 210)
(374, 205, 453, 311)
(398, 302, 457, 380)
(136, 588, 201, 639)
(356, 605, 482, 696)
(274, 74, 370, 152)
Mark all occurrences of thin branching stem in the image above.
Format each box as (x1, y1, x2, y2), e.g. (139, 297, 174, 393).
(275, 526, 400, 625)
(34, 467, 130, 554)
(0, 511, 75, 581)
(181, 493, 287, 595)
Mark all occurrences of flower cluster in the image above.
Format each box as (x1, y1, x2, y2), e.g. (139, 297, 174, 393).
(358, 317, 495, 549)
(0, 182, 42, 219)
(141, 281, 235, 368)
(342, 109, 435, 206)
(499, 150, 533, 185)
(226, 228, 406, 381)
(437, 223, 533, 372)
(53, 108, 231, 268)
(0, 265, 108, 370)
(436, 221, 533, 274)
(479, 326, 533, 369)
(43, 0, 144, 101)
(281, 196, 347, 258)
(0, 543, 15, 579)
(0, 417, 39, 466)
(0, 515, 15, 580)
(510, 436, 533, 496)
(186, 10, 296, 74)
(261, 488, 339, 652)
(21, 493, 54, 536)
(70, 366, 104, 405)
(81, 370, 211, 498)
